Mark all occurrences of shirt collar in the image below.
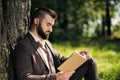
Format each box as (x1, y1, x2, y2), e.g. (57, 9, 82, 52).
(29, 31, 39, 42)
(29, 31, 46, 45)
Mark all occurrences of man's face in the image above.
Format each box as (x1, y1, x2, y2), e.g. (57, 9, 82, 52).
(37, 14, 55, 39)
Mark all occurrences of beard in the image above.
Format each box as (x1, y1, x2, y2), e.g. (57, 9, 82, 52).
(37, 24, 49, 39)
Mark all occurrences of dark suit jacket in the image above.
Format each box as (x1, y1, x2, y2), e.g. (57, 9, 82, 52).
(13, 32, 66, 80)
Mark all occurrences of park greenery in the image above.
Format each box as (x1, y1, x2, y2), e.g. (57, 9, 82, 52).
(32, 0, 120, 41)
(53, 38, 120, 80)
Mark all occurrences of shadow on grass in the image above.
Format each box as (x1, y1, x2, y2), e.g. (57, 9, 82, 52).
(54, 37, 120, 53)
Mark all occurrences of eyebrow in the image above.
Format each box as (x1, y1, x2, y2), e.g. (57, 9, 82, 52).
(47, 23, 53, 26)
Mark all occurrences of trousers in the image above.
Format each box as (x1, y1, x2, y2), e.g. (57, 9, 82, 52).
(69, 59, 99, 80)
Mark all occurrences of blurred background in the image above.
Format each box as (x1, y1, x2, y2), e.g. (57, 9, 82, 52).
(0, 0, 120, 80)
(31, 0, 120, 42)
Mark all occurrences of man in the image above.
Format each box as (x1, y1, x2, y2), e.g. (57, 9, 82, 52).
(13, 7, 99, 80)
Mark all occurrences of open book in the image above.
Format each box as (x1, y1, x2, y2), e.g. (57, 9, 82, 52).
(58, 51, 87, 72)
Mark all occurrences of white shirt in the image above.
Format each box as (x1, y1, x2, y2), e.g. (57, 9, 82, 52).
(29, 31, 52, 72)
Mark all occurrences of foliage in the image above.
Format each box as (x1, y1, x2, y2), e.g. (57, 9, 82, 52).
(31, 0, 120, 41)
(53, 38, 120, 80)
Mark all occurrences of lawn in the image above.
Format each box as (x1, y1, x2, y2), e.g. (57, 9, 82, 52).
(52, 38, 120, 80)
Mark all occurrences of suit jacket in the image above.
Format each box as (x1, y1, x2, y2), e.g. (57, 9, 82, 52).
(13, 32, 66, 80)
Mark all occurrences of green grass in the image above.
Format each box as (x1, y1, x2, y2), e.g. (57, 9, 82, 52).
(52, 38, 120, 80)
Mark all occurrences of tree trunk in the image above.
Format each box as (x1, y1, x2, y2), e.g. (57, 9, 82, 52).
(102, 14, 106, 36)
(106, 0, 111, 36)
(0, 0, 31, 79)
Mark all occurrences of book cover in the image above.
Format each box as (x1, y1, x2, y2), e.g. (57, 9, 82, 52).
(58, 51, 87, 72)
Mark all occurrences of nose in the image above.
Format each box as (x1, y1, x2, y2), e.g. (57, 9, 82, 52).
(49, 26, 53, 32)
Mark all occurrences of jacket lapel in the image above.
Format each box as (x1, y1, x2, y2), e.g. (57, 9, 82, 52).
(26, 32, 50, 70)
(36, 47, 50, 70)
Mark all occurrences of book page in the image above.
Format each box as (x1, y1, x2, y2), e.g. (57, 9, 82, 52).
(58, 51, 87, 72)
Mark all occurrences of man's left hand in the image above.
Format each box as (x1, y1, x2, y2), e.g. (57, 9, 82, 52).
(80, 51, 92, 60)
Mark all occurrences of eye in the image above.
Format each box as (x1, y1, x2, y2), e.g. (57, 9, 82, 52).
(47, 23, 51, 27)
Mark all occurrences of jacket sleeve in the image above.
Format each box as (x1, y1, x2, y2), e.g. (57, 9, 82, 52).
(13, 42, 56, 80)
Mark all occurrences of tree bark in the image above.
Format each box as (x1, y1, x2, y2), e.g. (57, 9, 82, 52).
(0, 0, 31, 79)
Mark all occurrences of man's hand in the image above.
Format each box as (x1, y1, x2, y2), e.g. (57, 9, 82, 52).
(56, 71, 75, 80)
(80, 51, 92, 60)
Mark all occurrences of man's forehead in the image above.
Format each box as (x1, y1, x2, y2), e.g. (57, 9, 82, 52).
(43, 14, 55, 24)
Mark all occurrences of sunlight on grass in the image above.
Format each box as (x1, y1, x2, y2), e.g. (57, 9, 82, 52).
(111, 31, 120, 39)
(52, 39, 120, 80)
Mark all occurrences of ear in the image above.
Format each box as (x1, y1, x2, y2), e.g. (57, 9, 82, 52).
(34, 18, 39, 26)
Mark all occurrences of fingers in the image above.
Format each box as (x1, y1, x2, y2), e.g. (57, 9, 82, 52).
(80, 52, 87, 59)
(80, 51, 92, 60)
(56, 71, 75, 80)
(65, 71, 75, 76)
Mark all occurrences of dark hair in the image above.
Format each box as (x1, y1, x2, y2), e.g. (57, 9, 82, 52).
(29, 7, 57, 30)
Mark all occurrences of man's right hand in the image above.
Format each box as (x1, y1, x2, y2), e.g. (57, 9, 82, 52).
(56, 71, 75, 80)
